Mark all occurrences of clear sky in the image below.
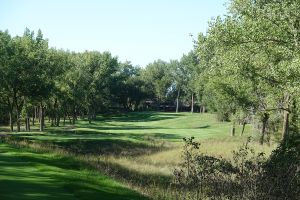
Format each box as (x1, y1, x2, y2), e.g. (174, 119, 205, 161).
(0, 0, 228, 67)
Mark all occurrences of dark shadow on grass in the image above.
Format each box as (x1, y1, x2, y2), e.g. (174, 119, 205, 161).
(3, 132, 180, 157)
(11, 130, 184, 143)
(93, 112, 184, 123)
(0, 156, 81, 171)
(77, 125, 163, 130)
(195, 125, 210, 129)
(6, 133, 48, 137)
(51, 139, 167, 156)
(0, 143, 149, 200)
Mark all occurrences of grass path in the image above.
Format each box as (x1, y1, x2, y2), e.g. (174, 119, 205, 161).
(0, 143, 147, 200)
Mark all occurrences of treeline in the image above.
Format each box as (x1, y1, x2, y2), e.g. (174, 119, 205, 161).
(192, 0, 300, 144)
(0, 29, 200, 132)
(1, 0, 300, 145)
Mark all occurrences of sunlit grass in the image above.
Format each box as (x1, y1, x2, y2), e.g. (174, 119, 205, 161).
(1, 112, 278, 199)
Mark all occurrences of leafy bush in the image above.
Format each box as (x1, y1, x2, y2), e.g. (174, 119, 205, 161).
(173, 137, 300, 200)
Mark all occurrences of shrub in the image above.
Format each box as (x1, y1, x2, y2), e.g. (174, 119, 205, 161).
(259, 138, 300, 200)
(173, 137, 300, 200)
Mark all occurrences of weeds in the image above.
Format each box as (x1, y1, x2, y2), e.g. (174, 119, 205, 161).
(173, 137, 300, 200)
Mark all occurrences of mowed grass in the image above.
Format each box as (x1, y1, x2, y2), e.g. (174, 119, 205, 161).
(0, 143, 147, 200)
(2, 112, 277, 174)
(5, 112, 250, 142)
(1, 112, 277, 199)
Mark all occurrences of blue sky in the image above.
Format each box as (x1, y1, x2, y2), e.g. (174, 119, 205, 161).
(0, 0, 228, 67)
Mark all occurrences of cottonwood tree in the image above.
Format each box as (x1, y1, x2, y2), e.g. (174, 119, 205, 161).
(142, 60, 173, 103)
(0, 30, 14, 131)
(195, 0, 300, 143)
(180, 51, 199, 113)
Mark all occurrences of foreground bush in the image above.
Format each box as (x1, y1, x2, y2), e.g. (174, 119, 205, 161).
(173, 137, 300, 200)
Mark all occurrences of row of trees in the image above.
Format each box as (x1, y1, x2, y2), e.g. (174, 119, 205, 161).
(1, 0, 300, 145)
(0, 29, 200, 132)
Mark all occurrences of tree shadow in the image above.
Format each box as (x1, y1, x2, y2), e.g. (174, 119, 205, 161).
(94, 112, 184, 123)
(6, 130, 182, 157)
(194, 125, 210, 129)
(0, 143, 149, 200)
(51, 139, 167, 156)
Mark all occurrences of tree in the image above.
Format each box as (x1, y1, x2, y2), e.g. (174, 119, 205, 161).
(195, 0, 300, 143)
(0, 30, 14, 131)
(142, 60, 172, 103)
(169, 60, 188, 113)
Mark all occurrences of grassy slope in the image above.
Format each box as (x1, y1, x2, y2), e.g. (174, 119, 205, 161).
(0, 112, 277, 199)
(6, 112, 275, 155)
(2, 112, 277, 167)
(0, 143, 147, 200)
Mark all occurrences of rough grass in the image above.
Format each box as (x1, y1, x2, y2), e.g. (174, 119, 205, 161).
(0, 112, 278, 199)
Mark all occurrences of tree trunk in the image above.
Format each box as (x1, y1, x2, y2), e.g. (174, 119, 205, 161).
(63, 113, 66, 126)
(191, 93, 194, 113)
(9, 111, 13, 132)
(72, 105, 76, 125)
(68, 115, 72, 124)
(260, 113, 269, 145)
(39, 103, 44, 132)
(241, 121, 246, 136)
(62, 110, 66, 126)
(32, 107, 35, 126)
(13, 97, 21, 132)
(231, 121, 236, 136)
(55, 115, 59, 126)
(24, 104, 30, 132)
(25, 117, 28, 131)
(24, 114, 29, 132)
(176, 88, 180, 113)
(16, 107, 20, 132)
(6, 97, 14, 132)
(282, 110, 289, 141)
(56, 116, 60, 127)
(12, 89, 21, 132)
(26, 117, 30, 132)
(53, 98, 59, 126)
(202, 106, 206, 113)
(281, 94, 290, 141)
(88, 108, 92, 124)
(28, 118, 30, 131)
(37, 106, 41, 123)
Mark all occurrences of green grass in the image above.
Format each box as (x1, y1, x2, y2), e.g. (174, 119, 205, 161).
(4, 112, 275, 157)
(0, 143, 147, 200)
(4, 112, 252, 143)
(0, 112, 278, 199)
